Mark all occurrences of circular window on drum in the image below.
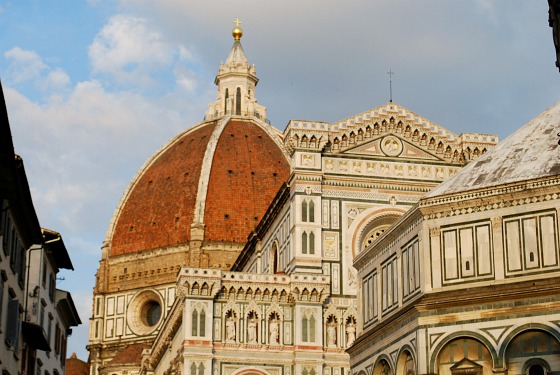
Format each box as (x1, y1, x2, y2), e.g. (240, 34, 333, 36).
(127, 290, 164, 335)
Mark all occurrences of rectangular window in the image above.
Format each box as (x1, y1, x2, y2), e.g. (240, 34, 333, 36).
(49, 274, 56, 302)
(402, 238, 420, 299)
(60, 335, 67, 366)
(460, 228, 474, 277)
(504, 211, 558, 275)
(402, 248, 409, 296)
(476, 225, 492, 275)
(443, 230, 458, 280)
(381, 256, 398, 312)
(54, 324, 60, 355)
(47, 315, 53, 353)
(541, 215, 558, 266)
(505, 221, 522, 271)
(523, 218, 539, 269)
(363, 272, 378, 325)
(6, 298, 21, 348)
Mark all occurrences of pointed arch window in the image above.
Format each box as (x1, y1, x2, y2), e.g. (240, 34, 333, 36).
(199, 309, 206, 336)
(302, 232, 308, 254)
(309, 201, 315, 222)
(236, 87, 241, 115)
(198, 363, 205, 375)
(309, 232, 315, 255)
(224, 89, 229, 114)
(192, 308, 206, 337)
(190, 363, 197, 375)
(309, 315, 316, 341)
(302, 201, 308, 222)
(192, 310, 198, 336)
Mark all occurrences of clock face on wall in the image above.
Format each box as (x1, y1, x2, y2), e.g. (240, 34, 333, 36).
(380, 136, 403, 157)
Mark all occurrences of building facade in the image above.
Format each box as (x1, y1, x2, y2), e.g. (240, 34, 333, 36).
(0, 82, 81, 375)
(87, 26, 496, 375)
(349, 102, 560, 375)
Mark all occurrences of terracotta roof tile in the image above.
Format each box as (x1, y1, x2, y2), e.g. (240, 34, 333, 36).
(110, 118, 289, 257)
(107, 343, 149, 365)
(66, 353, 89, 375)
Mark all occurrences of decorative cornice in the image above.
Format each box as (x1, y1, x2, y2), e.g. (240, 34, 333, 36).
(177, 268, 330, 303)
(420, 176, 560, 219)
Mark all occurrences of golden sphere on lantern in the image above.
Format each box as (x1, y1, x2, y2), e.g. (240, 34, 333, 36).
(232, 26, 243, 40)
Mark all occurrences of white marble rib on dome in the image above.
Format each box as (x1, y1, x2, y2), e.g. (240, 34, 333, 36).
(427, 101, 560, 198)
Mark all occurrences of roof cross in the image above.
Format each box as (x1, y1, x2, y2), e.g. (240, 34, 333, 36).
(387, 69, 395, 103)
(234, 18, 242, 27)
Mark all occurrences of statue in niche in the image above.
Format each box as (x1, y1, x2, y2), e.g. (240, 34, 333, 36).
(269, 318, 279, 344)
(247, 318, 257, 343)
(346, 322, 356, 347)
(226, 316, 236, 341)
(327, 321, 336, 346)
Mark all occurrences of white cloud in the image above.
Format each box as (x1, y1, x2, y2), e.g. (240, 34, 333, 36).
(45, 68, 71, 88)
(4, 47, 48, 83)
(89, 14, 179, 83)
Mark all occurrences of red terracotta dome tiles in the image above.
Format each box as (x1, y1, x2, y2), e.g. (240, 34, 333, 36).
(110, 122, 216, 256)
(204, 120, 290, 243)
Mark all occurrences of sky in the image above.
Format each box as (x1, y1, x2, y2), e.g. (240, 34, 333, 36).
(1, 0, 559, 362)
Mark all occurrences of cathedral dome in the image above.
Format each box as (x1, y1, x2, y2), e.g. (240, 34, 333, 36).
(106, 117, 290, 257)
(103, 27, 290, 262)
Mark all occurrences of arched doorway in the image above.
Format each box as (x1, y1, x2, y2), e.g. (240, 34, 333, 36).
(436, 337, 493, 375)
(506, 330, 559, 375)
(396, 349, 416, 375)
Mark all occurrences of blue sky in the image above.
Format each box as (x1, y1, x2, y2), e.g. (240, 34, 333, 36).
(1, 0, 559, 361)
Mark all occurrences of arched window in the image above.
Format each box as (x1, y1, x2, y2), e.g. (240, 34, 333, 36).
(198, 363, 205, 375)
(236, 87, 241, 115)
(309, 315, 316, 341)
(302, 201, 308, 222)
(271, 244, 278, 274)
(192, 310, 198, 336)
(309, 201, 315, 222)
(302, 313, 316, 342)
(190, 363, 197, 375)
(529, 365, 544, 375)
(302, 232, 308, 254)
(309, 232, 315, 255)
(199, 309, 206, 336)
(224, 89, 229, 114)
